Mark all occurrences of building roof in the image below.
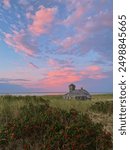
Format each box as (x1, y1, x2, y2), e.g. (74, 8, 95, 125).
(64, 89, 91, 97)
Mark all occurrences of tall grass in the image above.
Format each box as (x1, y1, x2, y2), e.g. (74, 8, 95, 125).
(0, 95, 113, 149)
(0, 94, 112, 115)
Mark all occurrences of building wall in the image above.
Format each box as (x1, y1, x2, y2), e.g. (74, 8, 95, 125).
(63, 95, 91, 100)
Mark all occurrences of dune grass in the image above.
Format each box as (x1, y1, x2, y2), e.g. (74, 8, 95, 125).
(0, 94, 113, 128)
(0, 94, 113, 149)
(0, 94, 112, 114)
(42, 94, 112, 112)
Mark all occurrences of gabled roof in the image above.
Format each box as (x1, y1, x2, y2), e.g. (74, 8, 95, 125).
(65, 89, 90, 97)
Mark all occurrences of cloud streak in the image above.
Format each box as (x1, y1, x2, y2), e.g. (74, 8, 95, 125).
(29, 62, 39, 69)
(0, 78, 29, 83)
(4, 30, 39, 56)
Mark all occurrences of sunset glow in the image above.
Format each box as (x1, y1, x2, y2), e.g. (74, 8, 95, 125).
(0, 0, 112, 93)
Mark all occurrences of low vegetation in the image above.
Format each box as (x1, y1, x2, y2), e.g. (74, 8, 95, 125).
(0, 94, 113, 150)
(90, 101, 113, 115)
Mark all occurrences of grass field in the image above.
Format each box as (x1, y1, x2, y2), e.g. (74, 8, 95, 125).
(0, 94, 113, 150)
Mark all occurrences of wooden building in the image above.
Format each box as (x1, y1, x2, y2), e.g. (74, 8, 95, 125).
(63, 84, 91, 100)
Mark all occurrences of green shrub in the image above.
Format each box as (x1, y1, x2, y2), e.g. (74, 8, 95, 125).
(0, 103, 112, 150)
(90, 101, 113, 115)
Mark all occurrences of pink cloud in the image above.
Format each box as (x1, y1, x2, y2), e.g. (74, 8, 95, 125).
(56, 35, 85, 52)
(57, 11, 112, 53)
(88, 74, 107, 79)
(0, 64, 108, 89)
(81, 65, 107, 79)
(40, 68, 80, 88)
(86, 65, 101, 72)
(48, 59, 59, 67)
(4, 30, 38, 56)
(28, 6, 57, 36)
(60, 37, 75, 49)
(63, 0, 93, 26)
(77, 11, 112, 33)
(37, 65, 107, 88)
(3, 0, 10, 8)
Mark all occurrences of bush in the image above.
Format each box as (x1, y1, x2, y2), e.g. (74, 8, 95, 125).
(0, 102, 112, 150)
(90, 101, 113, 115)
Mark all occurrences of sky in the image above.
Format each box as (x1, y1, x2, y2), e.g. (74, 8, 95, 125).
(0, 0, 113, 93)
